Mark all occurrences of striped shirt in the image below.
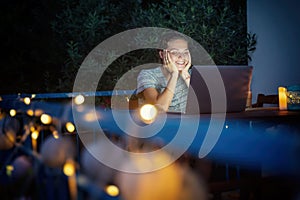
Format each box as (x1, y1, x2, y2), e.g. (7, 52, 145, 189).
(136, 66, 189, 113)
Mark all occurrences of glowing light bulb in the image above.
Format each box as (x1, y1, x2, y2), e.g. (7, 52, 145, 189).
(63, 159, 75, 176)
(34, 109, 43, 116)
(9, 109, 16, 117)
(30, 126, 35, 132)
(24, 97, 31, 105)
(40, 114, 52, 125)
(31, 130, 39, 140)
(84, 111, 100, 122)
(74, 95, 85, 105)
(139, 104, 158, 124)
(105, 185, 120, 197)
(31, 94, 36, 98)
(6, 165, 14, 176)
(31, 130, 39, 152)
(52, 130, 59, 139)
(65, 122, 75, 133)
(27, 109, 34, 116)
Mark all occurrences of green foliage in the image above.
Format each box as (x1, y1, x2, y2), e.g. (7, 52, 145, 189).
(50, 0, 256, 93)
(50, 0, 137, 92)
(128, 0, 255, 65)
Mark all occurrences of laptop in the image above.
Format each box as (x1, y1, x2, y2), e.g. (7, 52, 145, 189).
(185, 65, 253, 114)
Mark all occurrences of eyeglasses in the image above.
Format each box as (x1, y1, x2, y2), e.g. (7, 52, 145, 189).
(167, 50, 190, 57)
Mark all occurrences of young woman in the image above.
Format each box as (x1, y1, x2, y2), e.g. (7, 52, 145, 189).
(137, 33, 192, 113)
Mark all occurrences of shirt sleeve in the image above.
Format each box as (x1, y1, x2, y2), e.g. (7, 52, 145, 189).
(136, 69, 158, 94)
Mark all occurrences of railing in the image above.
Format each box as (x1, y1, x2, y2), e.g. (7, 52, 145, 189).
(0, 90, 136, 99)
(1, 91, 300, 199)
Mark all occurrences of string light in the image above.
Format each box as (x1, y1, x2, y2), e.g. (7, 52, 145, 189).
(30, 126, 36, 132)
(31, 130, 39, 152)
(105, 185, 120, 197)
(74, 95, 85, 105)
(52, 130, 59, 139)
(26, 109, 34, 116)
(6, 165, 14, 176)
(31, 130, 39, 140)
(34, 109, 43, 117)
(63, 159, 77, 200)
(65, 122, 75, 133)
(139, 104, 158, 124)
(9, 109, 16, 117)
(23, 97, 31, 105)
(63, 159, 76, 176)
(40, 114, 52, 125)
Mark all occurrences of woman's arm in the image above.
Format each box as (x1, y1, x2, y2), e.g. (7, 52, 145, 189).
(142, 50, 180, 112)
(142, 71, 178, 112)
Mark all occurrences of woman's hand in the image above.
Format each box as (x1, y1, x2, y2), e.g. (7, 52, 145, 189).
(163, 49, 179, 75)
(180, 53, 191, 82)
(183, 53, 192, 73)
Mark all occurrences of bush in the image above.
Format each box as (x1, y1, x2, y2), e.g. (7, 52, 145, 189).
(50, 0, 256, 93)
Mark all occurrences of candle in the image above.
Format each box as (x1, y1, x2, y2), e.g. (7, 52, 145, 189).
(278, 87, 287, 110)
(246, 90, 252, 108)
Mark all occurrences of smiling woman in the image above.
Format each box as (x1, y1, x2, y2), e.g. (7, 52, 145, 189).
(136, 33, 192, 113)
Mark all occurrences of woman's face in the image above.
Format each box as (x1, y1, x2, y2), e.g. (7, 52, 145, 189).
(166, 39, 190, 71)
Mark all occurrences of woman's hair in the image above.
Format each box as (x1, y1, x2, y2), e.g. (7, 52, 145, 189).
(159, 32, 189, 49)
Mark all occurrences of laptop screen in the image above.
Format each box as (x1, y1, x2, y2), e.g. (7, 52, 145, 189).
(185, 65, 253, 114)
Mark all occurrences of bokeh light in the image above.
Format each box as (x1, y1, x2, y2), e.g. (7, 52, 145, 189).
(34, 109, 43, 117)
(31, 130, 39, 140)
(30, 126, 35, 132)
(9, 109, 16, 117)
(26, 109, 34, 116)
(63, 159, 75, 176)
(65, 122, 75, 133)
(139, 104, 158, 124)
(105, 185, 119, 197)
(83, 111, 100, 122)
(23, 97, 31, 105)
(40, 114, 52, 125)
(52, 130, 59, 139)
(41, 136, 76, 168)
(74, 95, 85, 105)
(6, 165, 14, 176)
